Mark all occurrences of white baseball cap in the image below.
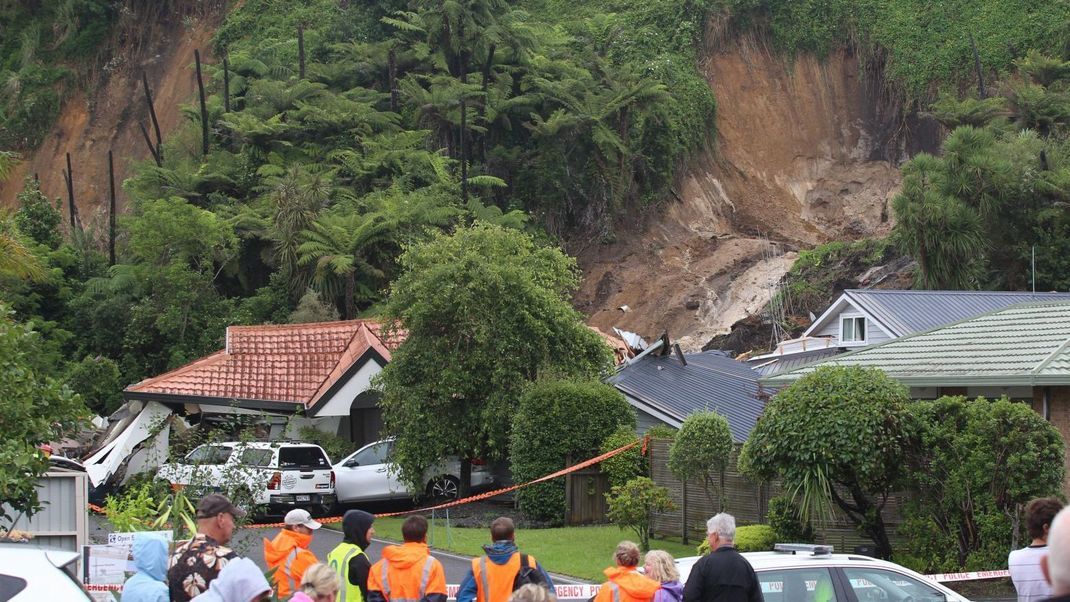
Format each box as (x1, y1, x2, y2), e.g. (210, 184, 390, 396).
(284, 508, 322, 530)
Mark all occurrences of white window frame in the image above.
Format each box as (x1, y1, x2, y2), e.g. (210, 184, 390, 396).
(839, 315, 867, 345)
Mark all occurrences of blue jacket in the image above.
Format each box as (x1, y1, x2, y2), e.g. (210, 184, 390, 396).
(456, 541, 554, 602)
(122, 532, 170, 602)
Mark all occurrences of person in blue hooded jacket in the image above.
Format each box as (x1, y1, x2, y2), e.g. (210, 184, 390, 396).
(122, 532, 170, 602)
(456, 517, 553, 602)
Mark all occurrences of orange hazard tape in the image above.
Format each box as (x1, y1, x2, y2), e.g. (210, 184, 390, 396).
(89, 436, 649, 529)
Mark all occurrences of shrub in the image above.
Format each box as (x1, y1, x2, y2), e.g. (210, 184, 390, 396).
(299, 425, 354, 464)
(606, 477, 674, 552)
(600, 425, 647, 489)
(511, 379, 635, 523)
(767, 496, 814, 543)
(694, 525, 775, 554)
(668, 412, 733, 510)
(66, 355, 123, 415)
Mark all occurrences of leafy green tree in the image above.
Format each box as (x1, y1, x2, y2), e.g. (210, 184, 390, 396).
(66, 355, 123, 415)
(377, 223, 612, 494)
(288, 288, 340, 324)
(510, 379, 634, 523)
(668, 411, 733, 510)
(0, 211, 45, 282)
(14, 176, 61, 249)
(605, 476, 674, 551)
(599, 425, 647, 489)
(0, 305, 87, 528)
(901, 396, 1064, 570)
(739, 366, 912, 559)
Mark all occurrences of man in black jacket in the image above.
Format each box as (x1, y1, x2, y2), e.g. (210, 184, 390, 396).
(682, 513, 762, 602)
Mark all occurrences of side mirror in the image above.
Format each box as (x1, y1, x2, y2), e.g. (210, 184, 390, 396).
(345, 460, 360, 468)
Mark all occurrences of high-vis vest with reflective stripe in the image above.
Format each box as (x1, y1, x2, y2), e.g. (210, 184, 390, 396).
(329, 542, 367, 602)
(380, 557, 436, 602)
(472, 553, 537, 602)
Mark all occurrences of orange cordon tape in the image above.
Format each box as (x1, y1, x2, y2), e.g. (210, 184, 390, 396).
(88, 436, 649, 529)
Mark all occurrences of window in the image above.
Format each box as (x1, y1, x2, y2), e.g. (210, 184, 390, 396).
(757, 568, 840, 602)
(841, 567, 946, 602)
(279, 446, 330, 469)
(185, 445, 233, 465)
(347, 442, 391, 467)
(240, 448, 274, 466)
(0, 574, 28, 601)
(841, 316, 866, 343)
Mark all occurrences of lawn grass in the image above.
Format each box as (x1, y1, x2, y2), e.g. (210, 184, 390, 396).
(333, 517, 698, 581)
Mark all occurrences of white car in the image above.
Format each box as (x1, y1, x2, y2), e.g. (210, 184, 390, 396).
(158, 441, 336, 516)
(0, 545, 92, 600)
(675, 544, 970, 602)
(334, 439, 494, 503)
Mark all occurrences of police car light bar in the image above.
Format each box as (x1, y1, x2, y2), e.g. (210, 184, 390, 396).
(773, 543, 834, 556)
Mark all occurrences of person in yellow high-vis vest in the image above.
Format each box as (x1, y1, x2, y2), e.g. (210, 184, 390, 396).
(329, 510, 376, 602)
(456, 517, 554, 602)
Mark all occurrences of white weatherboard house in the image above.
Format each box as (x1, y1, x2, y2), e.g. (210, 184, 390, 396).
(750, 289, 1070, 376)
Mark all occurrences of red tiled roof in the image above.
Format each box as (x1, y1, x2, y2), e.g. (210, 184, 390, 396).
(126, 320, 403, 407)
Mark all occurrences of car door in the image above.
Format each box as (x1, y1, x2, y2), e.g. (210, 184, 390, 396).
(756, 567, 846, 602)
(837, 566, 950, 602)
(335, 441, 399, 502)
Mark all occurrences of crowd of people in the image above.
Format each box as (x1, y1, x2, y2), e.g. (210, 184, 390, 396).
(117, 490, 1070, 602)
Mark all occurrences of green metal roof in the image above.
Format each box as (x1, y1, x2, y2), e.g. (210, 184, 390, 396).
(764, 301, 1070, 387)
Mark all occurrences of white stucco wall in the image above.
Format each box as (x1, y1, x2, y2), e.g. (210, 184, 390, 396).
(311, 359, 385, 417)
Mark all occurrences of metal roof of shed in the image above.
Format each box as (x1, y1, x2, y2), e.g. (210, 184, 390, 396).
(608, 351, 767, 442)
(768, 301, 1070, 387)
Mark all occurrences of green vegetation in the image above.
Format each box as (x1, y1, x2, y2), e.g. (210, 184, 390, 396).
(667, 411, 733, 511)
(775, 238, 893, 322)
(694, 524, 776, 554)
(606, 476, 674, 551)
(348, 517, 696, 580)
(511, 379, 635, 524)
(598, 425, 648, 489)
(726, 0, 1069, 97)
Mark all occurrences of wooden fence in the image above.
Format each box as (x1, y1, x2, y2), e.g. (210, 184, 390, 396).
(564, 458, 611, 525)
(647, 438, 906, 551)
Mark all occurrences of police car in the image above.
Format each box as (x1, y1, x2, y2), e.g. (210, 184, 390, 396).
(675, 544, 971, 602)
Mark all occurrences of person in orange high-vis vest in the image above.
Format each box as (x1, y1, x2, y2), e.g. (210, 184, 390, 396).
(456, 517, 553, 602)
(594, 541, 661, 602)
(264, 509, 322, 599)
(367, 515, 447, 602)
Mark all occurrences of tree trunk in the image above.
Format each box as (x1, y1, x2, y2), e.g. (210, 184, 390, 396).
(223, 56, 231, 113)
(142, 73, 163, 162)
(64, 152, 79, 232)
(195, 49, 209, 157)
(388, 48, 399, 112)
(298, 25, 306, 79)
(344, 272, 355, 319)
(969, 34, 986, 99)
(460, 97, 468, 203)
(479, 44, 496, 162)
(459, 458, 472, 497)
(139, 122, 162, 166)
(108, 150, 116, 265)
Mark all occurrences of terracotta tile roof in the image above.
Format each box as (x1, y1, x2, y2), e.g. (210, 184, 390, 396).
(126, 319, 402, 407)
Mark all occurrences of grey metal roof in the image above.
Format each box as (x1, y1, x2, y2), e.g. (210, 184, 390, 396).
(766, 301, 1070, 387)
(844, 289, 1070, 337)
(747, 347, 845, 377)
(607, 351, 767, 442)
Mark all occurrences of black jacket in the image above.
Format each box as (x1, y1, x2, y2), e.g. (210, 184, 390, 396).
(682, 546, 763, 602)
(343, 509, 376, 598)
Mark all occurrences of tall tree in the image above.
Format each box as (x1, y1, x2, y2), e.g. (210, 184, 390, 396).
(376, 223, 612, 495)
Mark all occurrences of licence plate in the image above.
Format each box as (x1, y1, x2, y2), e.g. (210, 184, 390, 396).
(296, 495, 311, 502)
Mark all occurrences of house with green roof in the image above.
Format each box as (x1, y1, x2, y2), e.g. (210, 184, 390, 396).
(764, 301, 1070, 492)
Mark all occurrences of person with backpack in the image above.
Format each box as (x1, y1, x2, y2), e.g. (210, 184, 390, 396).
(457, 517, 554, 602)
(593, 542, 660, 602)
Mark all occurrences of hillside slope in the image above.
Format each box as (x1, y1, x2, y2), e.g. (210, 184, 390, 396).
(577, 26, 939, 350)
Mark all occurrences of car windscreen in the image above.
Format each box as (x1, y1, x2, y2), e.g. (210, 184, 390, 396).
(0, 574, 27, 601)
(279, 447, 330, 469)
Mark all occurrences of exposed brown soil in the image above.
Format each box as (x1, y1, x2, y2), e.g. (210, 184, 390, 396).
(0, 13, 221, 219)
(575, 25, 938, 351)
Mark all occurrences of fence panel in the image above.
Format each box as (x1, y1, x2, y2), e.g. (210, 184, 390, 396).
(2, 468, 88, 552)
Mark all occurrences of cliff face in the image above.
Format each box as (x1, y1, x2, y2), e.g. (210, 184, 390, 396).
(0, 11, 220, 218)
(576, 27, 937, 350)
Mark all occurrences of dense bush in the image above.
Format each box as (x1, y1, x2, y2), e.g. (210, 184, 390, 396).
(766, 495, 814, 544)
(66, 355, 123, 415)
(668, 411, 733, 510)
(599, 424, 647, 489)
(511, 379, 635, 524)
(695, 524, 776, 554)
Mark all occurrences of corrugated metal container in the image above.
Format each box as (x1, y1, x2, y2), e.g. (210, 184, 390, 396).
(3, 468, 88, 552)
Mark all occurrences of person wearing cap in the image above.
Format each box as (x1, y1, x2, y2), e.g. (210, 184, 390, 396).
(265, 508, 322, 598)
(368, 515, 447, 602)
(328, 509, 376, 602)
(168, 493, 244, 602)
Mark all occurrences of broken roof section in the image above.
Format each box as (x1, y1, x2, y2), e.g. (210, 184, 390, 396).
(125, 320, 402, 410)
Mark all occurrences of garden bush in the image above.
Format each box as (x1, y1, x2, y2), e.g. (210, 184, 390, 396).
(695, 524, 776, 554)
(600, 425, 647, 489)
(606, 476, 674, 552)
(511, 379, 635, 524)
(767, 495, 814, 543)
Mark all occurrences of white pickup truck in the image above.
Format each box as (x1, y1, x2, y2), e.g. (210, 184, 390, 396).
(158, 441, 336, 517)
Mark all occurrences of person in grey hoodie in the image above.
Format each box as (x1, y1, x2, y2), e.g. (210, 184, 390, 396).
(191, 557, 273, 602)
(645, 551, 684, 602)
(122, 532, 170, 602)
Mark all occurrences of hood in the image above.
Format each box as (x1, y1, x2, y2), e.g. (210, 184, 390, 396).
(604, 567, 661, 598)
(658, 581, 684, 602)
(343, 509, 375, 549)
(263, 528, 313, 565)
(132, 532, 169, 581)
(383, 542, 430, 569)
(194, 558, 272, 602)
(482, 540, 519, 565)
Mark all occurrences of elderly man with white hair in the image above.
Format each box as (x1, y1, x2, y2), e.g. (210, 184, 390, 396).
(1041, 505, 1070, 600)
(682, 513, 762, 602)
